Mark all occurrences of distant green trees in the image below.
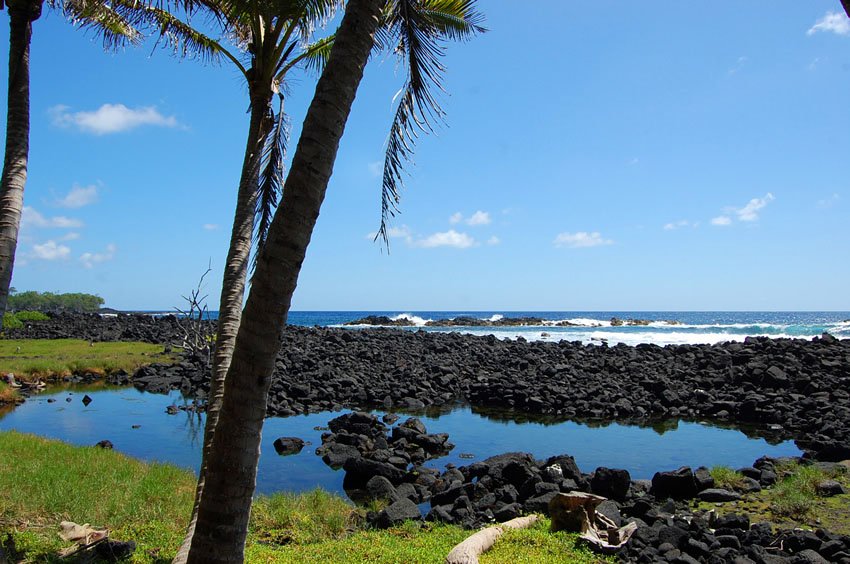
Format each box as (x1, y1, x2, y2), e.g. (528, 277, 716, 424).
(7, 290, 104, 312)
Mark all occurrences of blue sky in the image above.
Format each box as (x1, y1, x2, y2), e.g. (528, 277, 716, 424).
(2, 1, 849, 311)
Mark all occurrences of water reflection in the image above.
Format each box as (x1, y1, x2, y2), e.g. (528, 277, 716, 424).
(0, 386, 802, 497)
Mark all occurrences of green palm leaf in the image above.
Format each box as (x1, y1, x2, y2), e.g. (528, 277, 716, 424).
(375, 0, 484, 246)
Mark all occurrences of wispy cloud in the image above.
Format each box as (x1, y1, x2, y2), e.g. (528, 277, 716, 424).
(449, 210, 491, 226)
(808, 11, 850, 36)
(712, 193, 774, 226)
(728, 56, 748, 75)
(553, 231, 613, 248)
(22, 206, 83, 229)
(736, 193, 774, 221)
(80, 244, 116, 268)
(663, 220, 698, 231)
(817, 193, 840, 209)
(367, 161, 382, 177)
(415, 230, 475, 249)
(365, 224, 413, 243)
(50, 103, 180, 135)
(56, 184, 98, 208)
(60, 232, 81, 241)
(32, 240, 71, 261)
(202, 223, 219, 231)
(486, 235, 501, 246)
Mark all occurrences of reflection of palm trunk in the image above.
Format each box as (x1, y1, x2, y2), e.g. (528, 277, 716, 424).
(0, 0, 42, 325)
(186, 0, 385, 561)
(174, 93, 270, 564)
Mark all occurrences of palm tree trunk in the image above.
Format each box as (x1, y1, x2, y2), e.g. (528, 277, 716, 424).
(0, 0, 42, 326)
(185, 0, 384, 561)
(174, 91, 271, 564)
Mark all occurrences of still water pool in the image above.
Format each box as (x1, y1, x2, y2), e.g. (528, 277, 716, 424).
(0, 386, 801, 496)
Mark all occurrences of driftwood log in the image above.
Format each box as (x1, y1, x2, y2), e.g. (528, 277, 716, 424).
(445, 515, 541, 564)
(548, 492, 637, 552)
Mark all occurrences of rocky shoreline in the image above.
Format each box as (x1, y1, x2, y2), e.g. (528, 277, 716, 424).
(8, 313, 850, 562)
(318, 411, 850, 562)
(8, 313, 850, 463)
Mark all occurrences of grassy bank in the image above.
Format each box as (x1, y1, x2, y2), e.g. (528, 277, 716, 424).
(0, 339, 177, 380)
(701, 462, 850, 535)
(0, 382, 20, 404)
(0, 432, 607, 563)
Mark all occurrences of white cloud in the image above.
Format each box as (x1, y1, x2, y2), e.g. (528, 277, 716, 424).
(203, 223, 219, 231)
(56, 184, 98, 208)
(365, 224, 413, 244)
(60, 232, 81, 241)
(50, 103, 180, 135)
(32, 240, 70, 261)
(553, 231, 613, 248)
(466, 210, 491, 226)
(486, 236, 501, 246)
(22, 206, 83, 229)
(449, 210, 491, 226)
(711, 193, 775, 226)
(808, 11, 850, 36)
(663, 220, 697, 231)
(817, 193, 840, 208)
(415, 230, 475, 249)
(80, 243, 116, 268)
(368, 161, 382, 177)
(735, 192, 774, 221)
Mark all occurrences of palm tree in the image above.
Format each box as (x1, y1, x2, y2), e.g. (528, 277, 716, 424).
(186, 0, 483, 561)
(842, 0, 850, 17)
(129, 5, 343, 560)
(0, 0, 141, 326)
(144, 1, 482, 558)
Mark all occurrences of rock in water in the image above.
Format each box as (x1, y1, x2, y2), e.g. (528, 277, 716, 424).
(273, 437, 305, 456)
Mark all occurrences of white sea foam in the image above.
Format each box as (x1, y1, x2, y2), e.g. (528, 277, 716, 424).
(390, 313, 430, 326)
(419, 327, 815, 347)
(487, 314, 504, 322)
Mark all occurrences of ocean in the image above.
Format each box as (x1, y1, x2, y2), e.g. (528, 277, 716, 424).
(151, 310, 850, 347)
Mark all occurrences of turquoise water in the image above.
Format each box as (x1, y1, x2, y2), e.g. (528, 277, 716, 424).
(0, 387, 801, 496)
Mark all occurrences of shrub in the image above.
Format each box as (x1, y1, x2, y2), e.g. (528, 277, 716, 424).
(2, 313, 22, 329)
(14, 311, 49, 322)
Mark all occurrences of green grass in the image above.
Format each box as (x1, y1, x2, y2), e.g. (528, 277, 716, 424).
(699, 461, 850, 535)
(0, 339, 177, 380)
(769, 464, 836, 519)
(710, 466, 747, 490)
(0, 431, 611, 563)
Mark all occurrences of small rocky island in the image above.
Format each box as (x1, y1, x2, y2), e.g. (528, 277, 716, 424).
(344, 315, 682, 327)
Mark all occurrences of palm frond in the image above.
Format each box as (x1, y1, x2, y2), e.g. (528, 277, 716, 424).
(283, 32, 334, 76)
(421, 0, 486, 40)
(375, 0, 484, 246)
(254, 96, 288, 270)
(134, 4, 231, 65)
(59, 0, 143, 50)
(842, 0, 850, 18)
(292, 0, 344, 45)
